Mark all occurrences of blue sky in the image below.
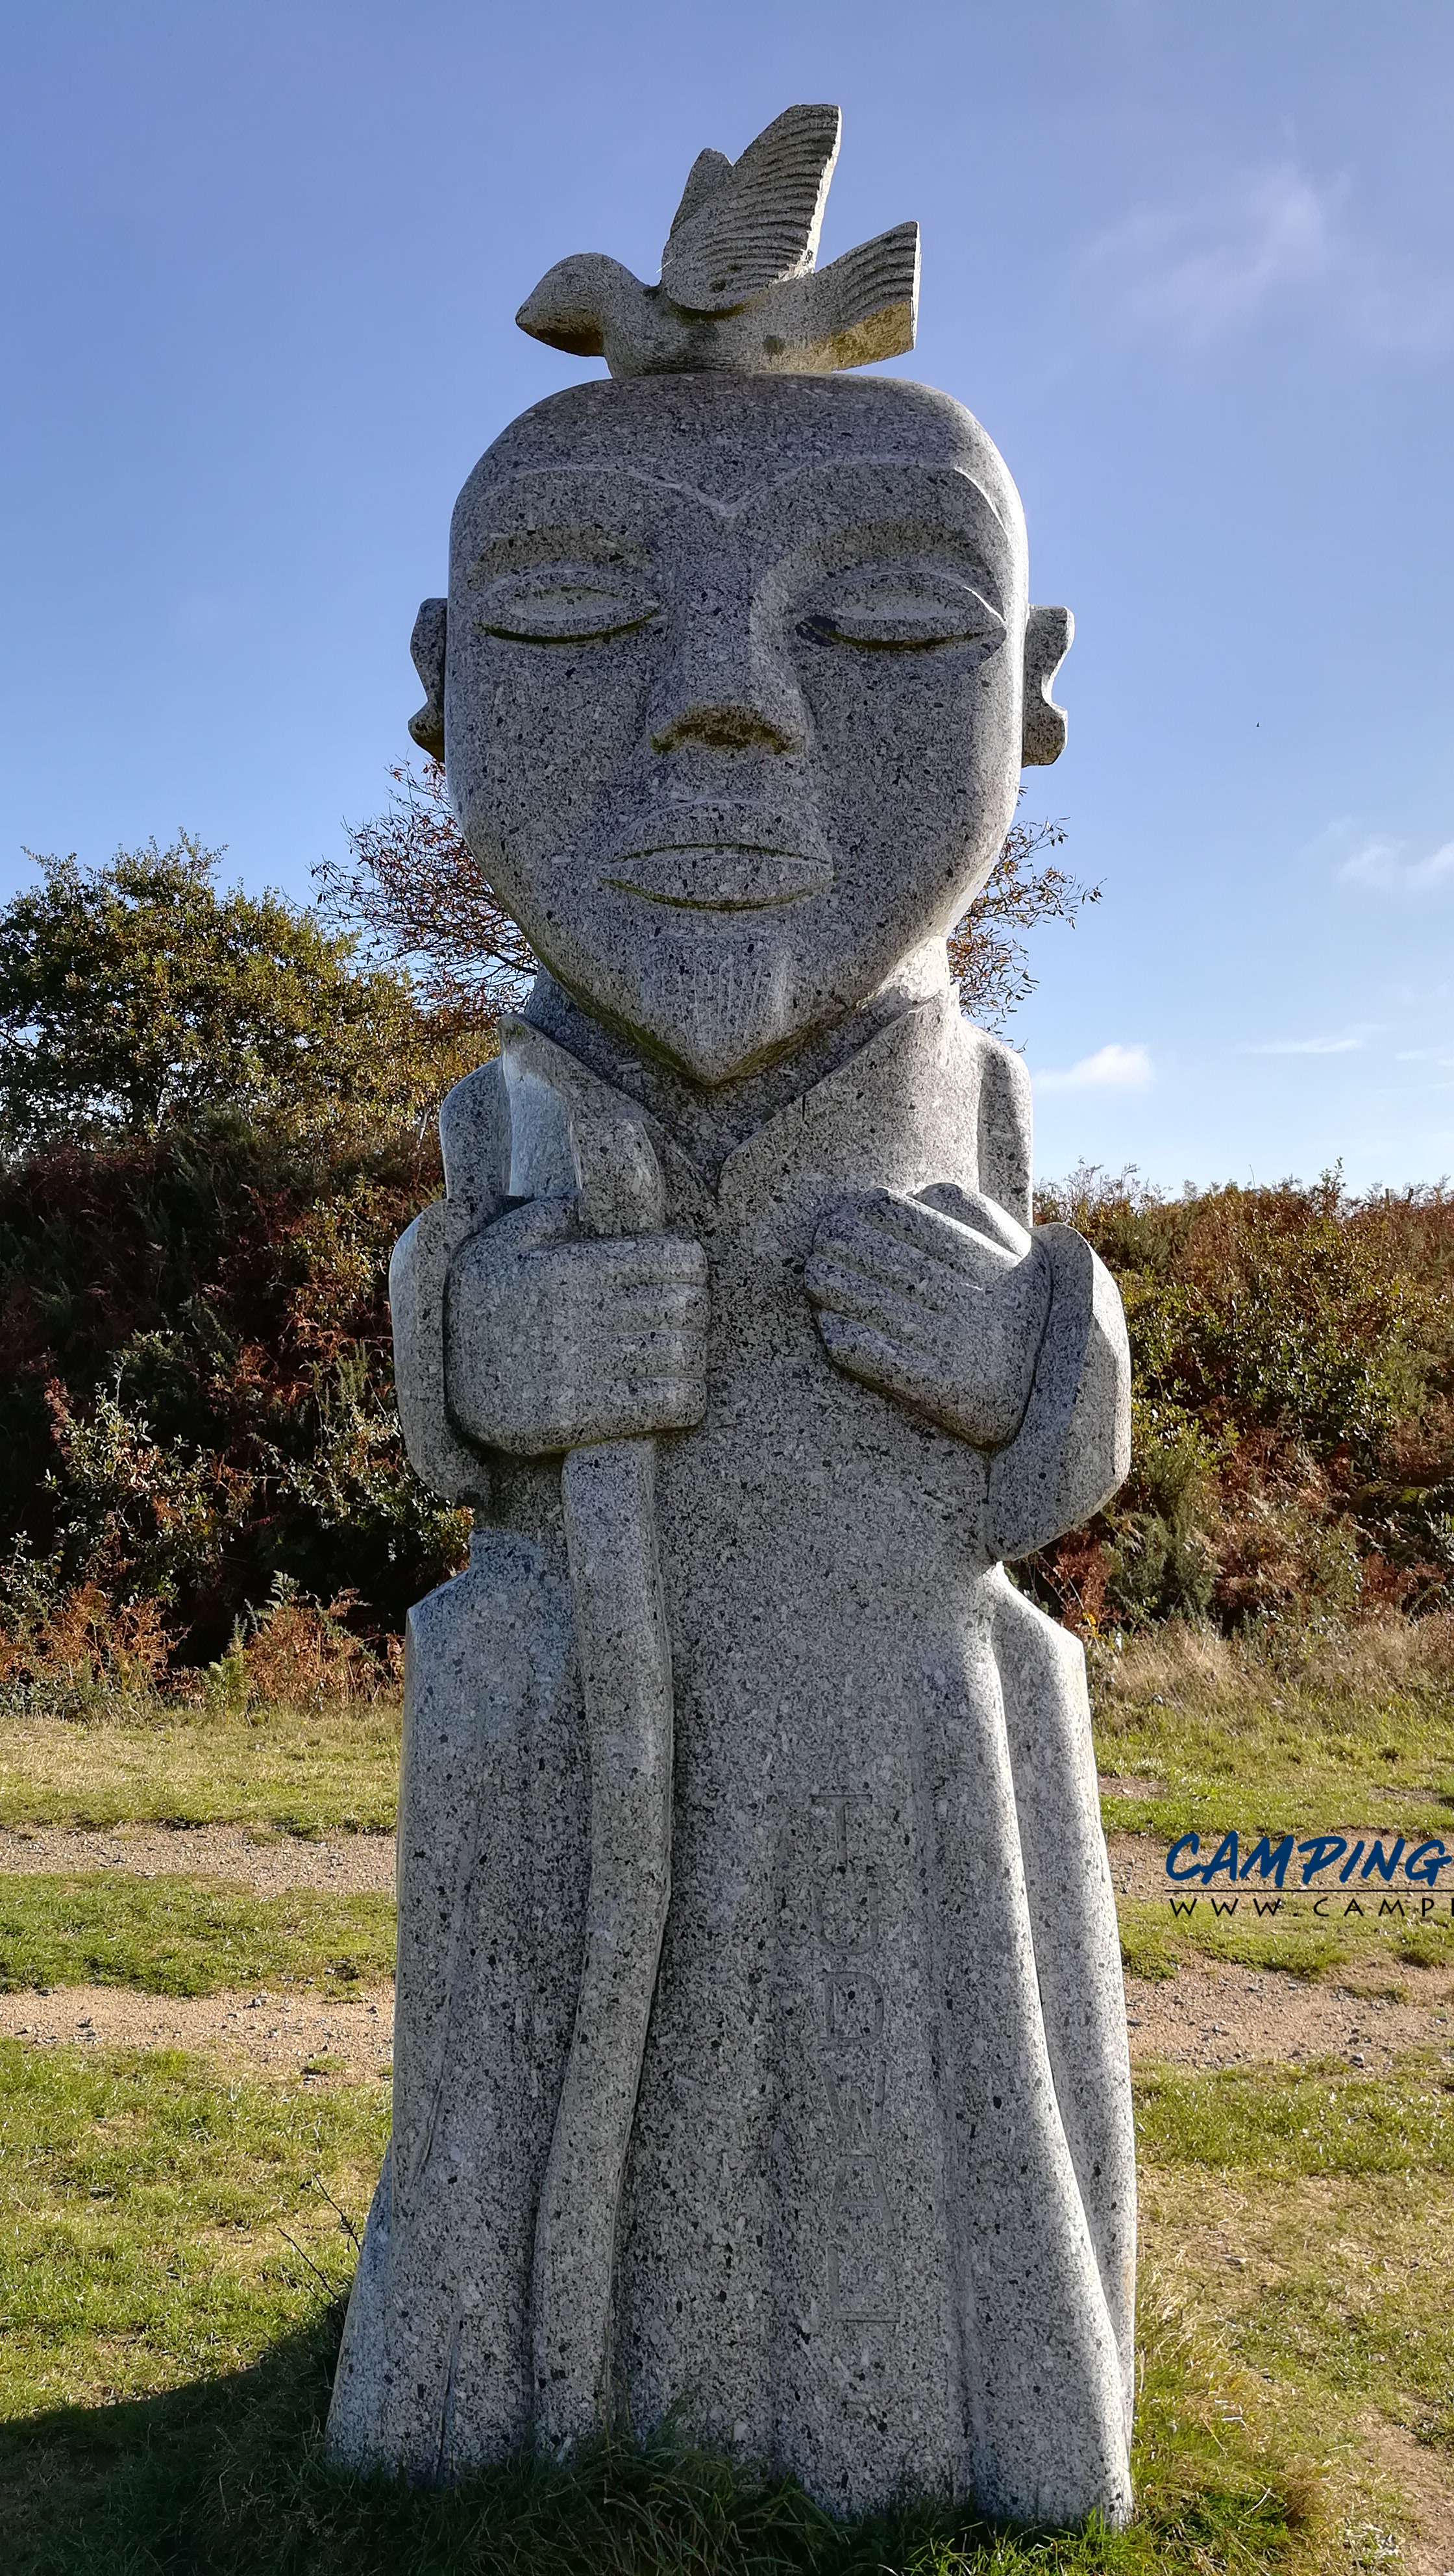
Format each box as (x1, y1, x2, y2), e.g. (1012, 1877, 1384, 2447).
(2, 1, 1451, 1188)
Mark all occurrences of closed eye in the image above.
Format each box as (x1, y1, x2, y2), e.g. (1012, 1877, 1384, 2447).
(798, 566, 1006, 653)
(475, 568, 661, 643)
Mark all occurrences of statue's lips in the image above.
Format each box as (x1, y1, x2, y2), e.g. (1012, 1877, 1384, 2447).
(603, 845, 834, 910)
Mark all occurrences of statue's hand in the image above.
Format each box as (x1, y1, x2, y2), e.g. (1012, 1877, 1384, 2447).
(446, 1196, 709, 1455)
(806, 1185, 1052, 1450)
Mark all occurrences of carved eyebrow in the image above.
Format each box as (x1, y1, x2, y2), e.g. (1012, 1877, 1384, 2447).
(469, 465, 739, 525)
(463, 525, 652, 586)
(803, 551, 1004, 606)
(767, 461, 1004, 520)
(761, 461, 1009, 546)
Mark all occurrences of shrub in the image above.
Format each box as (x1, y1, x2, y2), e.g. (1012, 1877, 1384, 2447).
(0, 1568, 171, 1717)
(1030, 1169, 1454, 1634)
(0, 1125, 471, 1665)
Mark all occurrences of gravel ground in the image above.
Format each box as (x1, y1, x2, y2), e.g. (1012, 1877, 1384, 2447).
(0, 1823, 396, 1894)
(0, 1979, 396, 2076)
(3, 1959, 1451, 2079)
(5, 1823, 1452, 2081)
(8, 1822, 1441, 1913)
(1124, 1956, 1454, 2069)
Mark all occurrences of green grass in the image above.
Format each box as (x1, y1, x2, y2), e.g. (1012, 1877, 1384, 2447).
(0, 2368, 1318, 2576)
(0, 2041, 1431, 2573)
(1135, 2057, 1454, 2181)
(1135, 2057, 1454, 2523)
(1091, 1618, 1454, 1983)
(3, 1618, 1451, 1851)
(0, 1874, 396, 1996)
(1118, 1890, 1454, 1983)
(1091, 1620, 1454, 1841)
(6, 1617, 1453, 1854)
(0, 2040, 388, 2423)
(0, 1698, 402, 1834)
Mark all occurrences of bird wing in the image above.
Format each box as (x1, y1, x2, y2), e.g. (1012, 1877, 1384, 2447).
(659, 103, 841, 314)
(665, 147, 733, 243)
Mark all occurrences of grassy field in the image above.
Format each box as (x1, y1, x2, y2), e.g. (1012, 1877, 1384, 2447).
(1092, 1617, 1454, 1841)
(0, 1620, 1451, 2573)
(0, 1696, 402, 1833)
(5, 2044, 1445, 2573)
(1116, 1892, 1454, 1985)
(0, 1872, 396, 1996)
(8, 1615, 1450, 1847)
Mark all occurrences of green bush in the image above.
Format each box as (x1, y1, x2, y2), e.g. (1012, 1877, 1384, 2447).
(0, 845, 476, 1664)
(1032, 1169, 1454, 1634)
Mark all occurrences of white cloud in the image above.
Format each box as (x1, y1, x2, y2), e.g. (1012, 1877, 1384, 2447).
(1340, 837, 1454, 891)
(1036, 1043, 1153, 1095)
(1089, 165, 1333, 345)
(1087, 164, 1454, 354)
(1245, 1035, 1362, 1056)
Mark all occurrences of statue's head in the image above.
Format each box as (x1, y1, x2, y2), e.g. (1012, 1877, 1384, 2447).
(410, 108, 1070, 1087)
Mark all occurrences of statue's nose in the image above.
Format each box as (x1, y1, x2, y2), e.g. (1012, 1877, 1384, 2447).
(648, 593, 807, 756)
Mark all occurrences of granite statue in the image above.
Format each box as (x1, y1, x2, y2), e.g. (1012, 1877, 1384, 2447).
(327, 103, 1136, 2531)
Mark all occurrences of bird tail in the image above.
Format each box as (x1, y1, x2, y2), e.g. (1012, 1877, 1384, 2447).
(812, 221, 920, 369)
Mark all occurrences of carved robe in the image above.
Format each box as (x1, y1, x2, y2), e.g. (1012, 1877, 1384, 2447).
(328, 987, 1135, 2529)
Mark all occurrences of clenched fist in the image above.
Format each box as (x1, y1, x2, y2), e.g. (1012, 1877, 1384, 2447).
(446, 1195, 709, 1456)
(805, 1183, 1051, 1450)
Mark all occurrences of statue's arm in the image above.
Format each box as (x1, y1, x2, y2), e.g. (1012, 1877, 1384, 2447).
(985, 1222, 1130, 1560)
(970, 1030, 1131, 1559)
(427, 1032, 709, 1461)
(390, 1058, 511, 1505)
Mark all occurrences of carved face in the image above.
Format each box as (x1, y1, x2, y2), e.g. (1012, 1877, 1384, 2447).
(442, 374, 1051, 1085)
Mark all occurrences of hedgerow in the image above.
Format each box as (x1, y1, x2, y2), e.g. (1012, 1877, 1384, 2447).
(1031, 1167, 1454, 1635)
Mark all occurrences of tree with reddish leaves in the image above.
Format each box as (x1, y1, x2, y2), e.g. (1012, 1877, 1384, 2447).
(947, 811, 1102, 1033)
(321, 762, 1100, 1043)
(317, 765, 536, 1039)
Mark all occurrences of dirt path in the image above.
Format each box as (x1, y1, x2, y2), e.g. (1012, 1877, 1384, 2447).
(0, 1823, 395, 1894)
(1359, 2413, 1454, 2576)
(11, 1822, 1441, 1914)
(0, 1829, 395, 2074)
(5, 1957, 1451, 2083)
(0, 1979, 396, 2077)
(1125, 1955, 1454, 2070)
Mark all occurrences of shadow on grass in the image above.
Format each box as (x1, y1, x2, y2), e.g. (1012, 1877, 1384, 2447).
(0, 2303, 1116, 2576)
(0, 2303, 1326, 2576)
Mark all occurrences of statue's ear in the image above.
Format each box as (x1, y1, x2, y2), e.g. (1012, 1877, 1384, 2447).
(1022, 605, 1072, 766)
(408, 597, 447, 761)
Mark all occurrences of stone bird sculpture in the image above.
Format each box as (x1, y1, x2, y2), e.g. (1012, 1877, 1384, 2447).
(516, 102, 918, 377)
